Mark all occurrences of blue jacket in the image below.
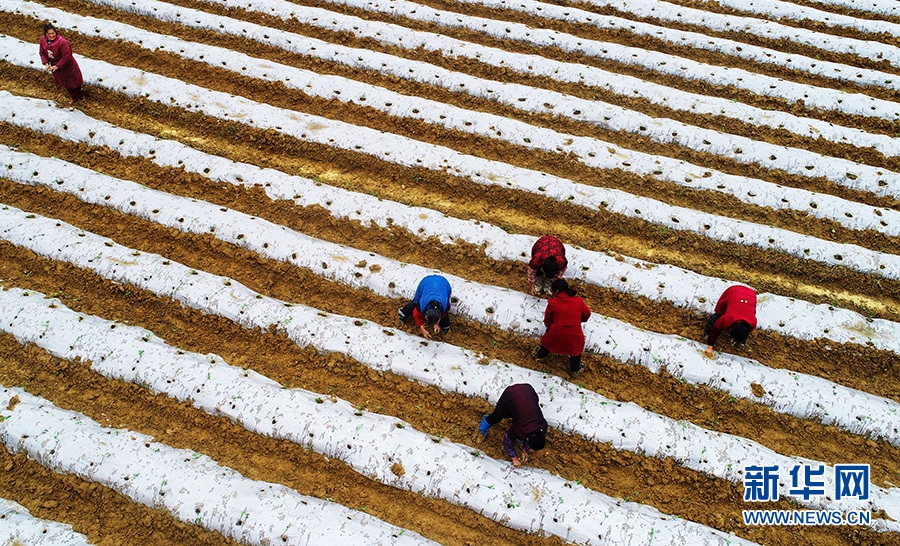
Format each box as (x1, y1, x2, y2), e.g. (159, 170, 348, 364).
(412, 275, 452, 314)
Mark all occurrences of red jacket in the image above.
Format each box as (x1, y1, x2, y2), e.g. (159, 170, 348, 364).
(529, 235, 567, 273)
(39, 34, 83, 90)
(708, 285, 757, 345)
(541, 293, 591, 356)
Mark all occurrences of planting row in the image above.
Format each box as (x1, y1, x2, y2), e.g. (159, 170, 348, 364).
(709, 0, 900, 33)
(234, 0, 900, 106)
(0, 386, 438, 546)
(465, 0, 900, 67)
(96, 0, 900, 157)
(5, 148, 900, 443)
(0, 498, 92, 545)
(2, 92, 896, 354)
(3, 39, 896, 281)
(3, 200, 900, 525)
(809, 0, 898, 17)
(24, 0, 900, 205)
(0, 286, 765, 544)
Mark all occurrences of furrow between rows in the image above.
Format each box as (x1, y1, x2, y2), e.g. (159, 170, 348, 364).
(0, 498, 93, 545)
(0, 387, 439, 546)
(262, 0, 900, 106)
(451, 0, 900, 69)
(0, 286, 766, 545)
(17, 0, 900, 210)
(3, 40, 896, 282)
(2, 201, 900, 521)
(2, 92, 897, 354)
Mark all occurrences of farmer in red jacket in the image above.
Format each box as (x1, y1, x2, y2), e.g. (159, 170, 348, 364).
(535, 279, 591, 374)
(479, 383, 548, 467)
(704, 285, 757, 357)
(39, 24, 85, 103)
(527, 235, 568, 296)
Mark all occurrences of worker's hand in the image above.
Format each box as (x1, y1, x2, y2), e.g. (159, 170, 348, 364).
(530, 285, 538, 296)
(520, 451, 529, 464)
(420, 325, 432, 340)
(478, 415, 491, 437)
(704, 346, 715, 358)
(511, 456, 521, 467)
(433, 324, 441, 335)
(49, 65, 57, 73)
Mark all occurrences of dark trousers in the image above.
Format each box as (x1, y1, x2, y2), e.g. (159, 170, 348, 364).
(536, 345, 582, 372)
(400, 301, 450, 331)
(704, 313, 720, 337)
(66, 86, 84, 102)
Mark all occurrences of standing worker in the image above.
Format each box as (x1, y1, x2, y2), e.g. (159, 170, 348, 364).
(398, 274, 452, 340)
(479, 383, 547, 467)
(535, 279, 591, 374)
(704, 285, 757, 357)
(527, 235, 568, 296)
(38, 23, 85, 103)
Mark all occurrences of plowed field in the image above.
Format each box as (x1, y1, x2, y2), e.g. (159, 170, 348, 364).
(1, 0, 899, 544)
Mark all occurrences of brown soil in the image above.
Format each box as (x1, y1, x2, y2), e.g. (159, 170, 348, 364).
(1, 2, 899, 545)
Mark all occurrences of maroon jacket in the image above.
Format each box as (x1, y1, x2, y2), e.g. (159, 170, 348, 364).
(528, 235, 567, 273)
(541, 292, 591, 356)
(39, 34, 83, 90)
(707, 285, 757, 345)
(486, 384, 547, 444)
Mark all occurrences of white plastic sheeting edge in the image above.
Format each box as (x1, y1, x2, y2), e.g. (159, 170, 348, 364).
(806, 0, 897, 17)
(0, 389, 436, 546)
(709, 0, 900, 35)
(255, 0, 900, 107)
(5, 141, 900, 432)
(125, 0, 900, 158)
(472, 0, 900, 66)
(3, 92, 897, 355)
(1, 41, 896, 281)
(6, 286, 900, 528)
(0, 498, 93, 546)
(3, 203, 900, 459)
(5, 147, 900, 436)
(24, 0, 900, 205)
(0, 287, 769, 544)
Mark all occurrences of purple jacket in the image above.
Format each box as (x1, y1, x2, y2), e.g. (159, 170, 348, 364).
(487, 384, 547, 444)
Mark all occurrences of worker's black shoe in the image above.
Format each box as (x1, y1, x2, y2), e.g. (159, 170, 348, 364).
(570, 363, 584, 374)
(398, 307, 408, 325)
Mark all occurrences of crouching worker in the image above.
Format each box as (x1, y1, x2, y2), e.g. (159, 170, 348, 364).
(479, 383, 547, 467)
(536, 279, 591, 374)
(527, 235, 567, 296)
(705, 285, 757, 357)
(398, 274, 452, 340)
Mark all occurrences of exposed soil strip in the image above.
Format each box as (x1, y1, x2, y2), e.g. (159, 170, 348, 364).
(0, 254, 896, 546)
(1, 68, 900, 318)
(2, 1, 899, 542)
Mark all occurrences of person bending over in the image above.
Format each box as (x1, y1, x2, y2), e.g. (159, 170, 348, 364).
(479, 383, 547, 467)
(527, 235, 568, 296)
(705, 285, 757, 357)
(398, 274, 452, 340)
